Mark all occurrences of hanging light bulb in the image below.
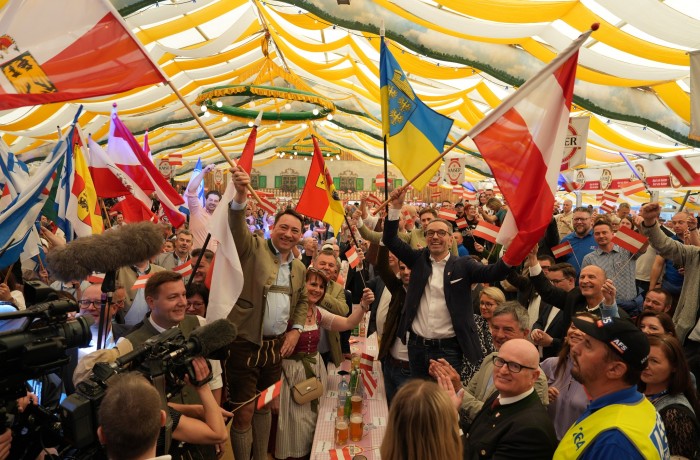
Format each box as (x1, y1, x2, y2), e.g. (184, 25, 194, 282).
(200, 104, 207, 112)
(276, 122, 281, 129)
(301, 123, 307, 129)
(285, 103, 291, 110)
(293, 151, 298, 156)
(336, 155, 340, 160)
(249, 101, 255, 108)
(312, 108, 319, 116)
(304, 157, 308, 161)
(326, 114, 333, 121)
(248, 121, 254, 127)
(203, 111, 210, 118)
(215, 101, 223, 108)
(222, 116, 228, 122)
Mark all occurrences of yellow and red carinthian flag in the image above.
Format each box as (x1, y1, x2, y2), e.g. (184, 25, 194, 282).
(296, 137, 345, 234)
(72, 126, 103, 235)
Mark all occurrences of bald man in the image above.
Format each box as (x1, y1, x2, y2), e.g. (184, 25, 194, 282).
(465, 339, 557, 460)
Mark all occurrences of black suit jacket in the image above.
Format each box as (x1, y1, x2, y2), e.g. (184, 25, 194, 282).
(465, 391, 557, 460)
(382, 217, 511, 363)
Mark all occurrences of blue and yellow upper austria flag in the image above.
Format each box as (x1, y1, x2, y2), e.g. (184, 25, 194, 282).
(380, 38, 453, 190)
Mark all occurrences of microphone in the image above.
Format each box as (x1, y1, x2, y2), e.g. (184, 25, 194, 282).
(46, 222, 164, 282)
(186, 319, 238, 358)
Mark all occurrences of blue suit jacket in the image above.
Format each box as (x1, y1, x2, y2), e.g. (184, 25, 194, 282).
(382, 217, 511, 363)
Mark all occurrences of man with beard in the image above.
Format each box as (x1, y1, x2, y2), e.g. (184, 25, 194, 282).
(559, 207, 597, 276)
(554, 317, 669, 459)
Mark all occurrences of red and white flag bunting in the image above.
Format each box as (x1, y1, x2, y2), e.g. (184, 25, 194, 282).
(666, 156, 700, 187)
(472, 221, 500, 243)
(173, 261, 193, 277)
(469, 27, 591, 265)
(87, 273, 106, 284)
(551, 241, 573, 258)
(438, 208, 457, 221)
(345, 246, 360, 269)
(612, 226, 648, 254)
(329, 447, 353, 460)
(131, 273, 153, 290)
(621, 180, 646, 196)
(168, 153, 183, 166)
(256, 380, 282, 410)
(463, 190, 477, 202)
(456, 217, 468, 230)
(430, 192, 441, 200)
(360, 353, 374, 372)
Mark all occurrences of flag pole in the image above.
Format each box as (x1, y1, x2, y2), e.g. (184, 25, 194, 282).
(373, 24, 599, 214)
(100, 199, 112, 229)
(380, 22, 389, 205)
(166, 81, 262, 204)
(343, 214, 367, 288)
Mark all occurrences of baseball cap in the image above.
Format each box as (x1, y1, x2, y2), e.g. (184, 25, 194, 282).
(572, 316, 650, 370)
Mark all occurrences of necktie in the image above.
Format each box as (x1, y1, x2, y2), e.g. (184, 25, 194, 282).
(491, 398, 500, 410)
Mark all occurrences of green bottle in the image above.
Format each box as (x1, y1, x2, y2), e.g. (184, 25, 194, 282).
(344, 390, 352, 418)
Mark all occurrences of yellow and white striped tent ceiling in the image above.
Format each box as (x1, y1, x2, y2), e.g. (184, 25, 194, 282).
(1, 0, 698, 185)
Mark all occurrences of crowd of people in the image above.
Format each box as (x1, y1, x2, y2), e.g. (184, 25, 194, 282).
(2, 163, 700, 460)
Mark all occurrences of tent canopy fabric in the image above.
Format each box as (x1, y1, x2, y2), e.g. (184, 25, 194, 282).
(1, 0, 698, 189)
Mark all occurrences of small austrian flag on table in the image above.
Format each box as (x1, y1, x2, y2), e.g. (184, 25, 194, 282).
(612, 226, 648, 254)
(621, 180, 646, 196)
(256, 379, 282, 410)
(131, 273, 153, 290)
(456, 217, 468, 230)
(361, 368, 378, 397)
(551, 241, 573, 258)
(173, 261, 193, 277)
(360, 353, 374, 372)
(472, 221, 500, 243)
(438, 208, 457, 221)
(345, 246, 360, 269)
(329, 447, 352, 460)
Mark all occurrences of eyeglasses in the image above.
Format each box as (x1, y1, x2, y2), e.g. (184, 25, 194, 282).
(492, 356, 537, 373)
(425, 229, 449, 238)
(548, 278, 567, 284)
(573, 217, 589, 222)
(187, 301, 205, 308)
(78, 299, 100, 309)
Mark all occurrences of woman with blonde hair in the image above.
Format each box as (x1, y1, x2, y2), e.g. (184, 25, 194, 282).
(380, 379, 462, 460)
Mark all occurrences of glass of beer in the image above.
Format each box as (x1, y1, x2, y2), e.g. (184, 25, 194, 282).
(335, 416, 349, 446)
(351, 395, 362, 414)
(350, 413, 363, 442)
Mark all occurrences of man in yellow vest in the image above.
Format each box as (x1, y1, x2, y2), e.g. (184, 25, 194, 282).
(554, 317, 669, 459)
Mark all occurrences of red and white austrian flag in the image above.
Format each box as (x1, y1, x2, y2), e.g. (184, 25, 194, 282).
(256, 380, 282, 410)
(456, 217, 468, 230)
(131, 273, 153, 290)
(472, 221, 500, 243)
(329, 447, 352, 460)
(666, 156, 700, 187)
(87, 273, 106, 284)
(600, 201, 616, 214)
(168, 153, 183, 166)
(621, 180, 646, 196)
(360, 353, 374, 372)
(361, 369, 378, 397)
(173, 261, 193, 278)
(551, 241, 573, 258)
(452, 185, 463, 195)
(612, 226, 648, 254)
(257, 196, 276, 215)
(345, 246, 360, 269)
(463, 190, 477, 202)
(601, 191, 619, 203)
(438, 208, 457, 221)
(365, 194, 382, 207)
(375, 174, 386, 188)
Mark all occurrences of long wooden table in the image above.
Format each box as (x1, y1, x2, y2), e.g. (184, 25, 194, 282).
(310, 333, 388, 459)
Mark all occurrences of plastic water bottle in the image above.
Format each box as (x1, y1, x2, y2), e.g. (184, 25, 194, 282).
(338, 376, 348, 408)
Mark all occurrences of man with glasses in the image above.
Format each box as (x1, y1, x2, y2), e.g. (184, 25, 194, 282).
(383, 189, 511, 380)
(465, 338, 557, 460)
(75, 283, 120, 358)
(559, 206, 596, 276)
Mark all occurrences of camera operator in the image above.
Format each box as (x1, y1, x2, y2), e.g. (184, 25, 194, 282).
(75, 271, 224, 458)
(98, 359, 229, 460)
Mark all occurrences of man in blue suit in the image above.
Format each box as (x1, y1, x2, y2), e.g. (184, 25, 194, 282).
(382, 189, 512, 379)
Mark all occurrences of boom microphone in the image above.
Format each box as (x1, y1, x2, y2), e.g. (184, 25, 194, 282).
(183, 319, 238, 358)
(46, 222, 164, 282)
